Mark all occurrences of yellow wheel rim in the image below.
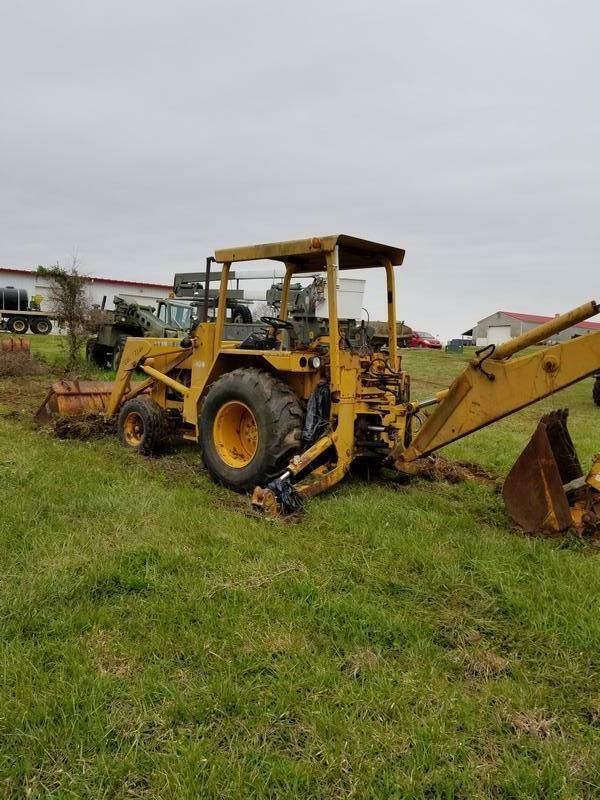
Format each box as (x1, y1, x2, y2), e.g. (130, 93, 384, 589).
(213, 400, 259, 468)
(123, 411, 144, 446)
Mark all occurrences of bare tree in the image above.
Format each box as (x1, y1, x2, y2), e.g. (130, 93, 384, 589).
(37, 255, 90, 373)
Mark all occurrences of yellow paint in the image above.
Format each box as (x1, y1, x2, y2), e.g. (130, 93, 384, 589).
(213, 401, 258, 468)
(122, 410, 144, 446)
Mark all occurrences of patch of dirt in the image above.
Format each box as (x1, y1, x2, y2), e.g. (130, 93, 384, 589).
(86, 627, 132, 679)
(409, 456, 500, 487)
(207, 562, 306, 597)
(0, 351, 48, 378)
(510, 710, 559, 739)
(459, 647, 508, 678)
(342, 648, 380, 680)
(583, 697, 600, 726)
(52, 412, 117, 440)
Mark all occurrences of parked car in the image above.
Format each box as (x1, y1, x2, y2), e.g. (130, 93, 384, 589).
(410, 331, 442, 349)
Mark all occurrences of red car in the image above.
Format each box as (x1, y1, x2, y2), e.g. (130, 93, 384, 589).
(409, 331, 442, 349)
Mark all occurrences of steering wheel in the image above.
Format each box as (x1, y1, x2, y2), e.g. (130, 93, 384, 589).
(260, 315, 294, 331)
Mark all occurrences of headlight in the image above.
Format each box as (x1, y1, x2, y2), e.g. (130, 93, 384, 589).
(309, 356, 321, 369)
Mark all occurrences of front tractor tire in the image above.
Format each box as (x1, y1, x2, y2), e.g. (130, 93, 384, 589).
(118, 397, 168, 455)
(200, 367, 304, 491)
(594, 375, 600, 407)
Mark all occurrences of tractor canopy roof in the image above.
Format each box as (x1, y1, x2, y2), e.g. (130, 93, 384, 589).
(214, 235, 405, 272)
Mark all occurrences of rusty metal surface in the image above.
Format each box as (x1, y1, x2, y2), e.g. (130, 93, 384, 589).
(1, 337, 31, 353)
(586, 455, 600, 493)
(250, 487, 281, 517)
(503, 412, 583, 534)
(34, 380, 115, 425)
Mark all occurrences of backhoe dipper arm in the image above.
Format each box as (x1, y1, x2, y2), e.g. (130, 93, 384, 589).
(400, 301, 600, 463)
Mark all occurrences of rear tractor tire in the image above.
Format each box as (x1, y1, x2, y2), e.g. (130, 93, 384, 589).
(594, 375, 600, 408)
(118, 396, 168, 455)
(200, 367, 304, 491)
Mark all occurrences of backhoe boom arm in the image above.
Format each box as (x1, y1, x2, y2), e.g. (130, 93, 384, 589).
(401, 321, 600, 462)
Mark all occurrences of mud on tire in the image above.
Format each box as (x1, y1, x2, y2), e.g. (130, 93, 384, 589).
(200, 367, 304, 491)
(118, 396, 168, 455)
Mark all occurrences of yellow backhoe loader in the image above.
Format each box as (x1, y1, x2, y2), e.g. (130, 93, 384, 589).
(36, 236, 600, 534)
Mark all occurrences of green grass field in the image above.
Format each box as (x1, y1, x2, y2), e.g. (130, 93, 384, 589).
(1, 336, 600, 798)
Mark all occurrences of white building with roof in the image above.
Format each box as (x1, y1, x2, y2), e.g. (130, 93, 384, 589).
(463, 310, 600, 347)
(0, 266, 172, 319)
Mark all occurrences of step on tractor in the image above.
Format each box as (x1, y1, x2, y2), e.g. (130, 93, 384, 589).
(36, 235, 600, 534)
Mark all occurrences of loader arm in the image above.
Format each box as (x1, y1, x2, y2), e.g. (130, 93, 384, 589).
(105, 339, 192, 417)
(401, 315, 600, 463)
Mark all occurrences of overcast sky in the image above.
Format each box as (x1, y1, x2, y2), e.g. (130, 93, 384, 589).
(1, 0, 598, 338)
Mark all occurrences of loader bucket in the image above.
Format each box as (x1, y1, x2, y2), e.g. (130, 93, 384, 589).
(502, 410, 584, 534)
(34, 380, 114, 425)
(1, 337, 30, 354)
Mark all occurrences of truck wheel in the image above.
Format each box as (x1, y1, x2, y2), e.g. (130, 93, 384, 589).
(7, 317, 28, 334)
(118, 397, 168, 455)
(29, 318, 52, 335)
(594, 376, 600, 408)
(231, 304, 253, 324)
(200, 367, 304, 491)
(86, 340, 105, 367)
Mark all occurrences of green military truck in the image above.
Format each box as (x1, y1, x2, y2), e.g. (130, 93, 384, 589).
(87, 292, 253, 370)
(86, 265, 256, 370)
(86, 296, 198, 370)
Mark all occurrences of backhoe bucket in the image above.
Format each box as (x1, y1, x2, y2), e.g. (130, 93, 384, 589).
(502, 410, 597, 534)
(34, 380, 114, 425)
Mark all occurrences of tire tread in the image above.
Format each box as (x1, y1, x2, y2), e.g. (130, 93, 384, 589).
(118, 396, 168, 455)
(200, 367, 304, 490)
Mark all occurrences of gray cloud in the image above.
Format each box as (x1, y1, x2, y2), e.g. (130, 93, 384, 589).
(1, 0, 598, 337)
